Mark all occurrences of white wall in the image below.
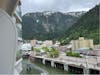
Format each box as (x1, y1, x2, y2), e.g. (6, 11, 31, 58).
(0, 10, 17, 74)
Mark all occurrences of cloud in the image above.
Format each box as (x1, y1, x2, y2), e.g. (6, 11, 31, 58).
(21, 0, 100, 15)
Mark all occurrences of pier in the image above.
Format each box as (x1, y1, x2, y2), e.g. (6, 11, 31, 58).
(30, 55, 100, 74)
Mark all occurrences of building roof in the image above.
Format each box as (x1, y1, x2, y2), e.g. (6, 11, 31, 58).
(21, 43, 31, 50)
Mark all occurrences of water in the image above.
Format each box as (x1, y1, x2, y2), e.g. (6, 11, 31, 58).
(21, 59, 70, 75)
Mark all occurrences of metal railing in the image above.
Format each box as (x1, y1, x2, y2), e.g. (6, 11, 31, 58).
(15, 58, 23, 74)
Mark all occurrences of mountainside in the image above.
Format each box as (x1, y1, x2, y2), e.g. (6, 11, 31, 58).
(60, 5, 99, 45)
(65, 11, 86, 17)
(22, 12, 82, 40)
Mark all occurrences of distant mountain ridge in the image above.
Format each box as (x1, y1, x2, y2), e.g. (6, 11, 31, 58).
(65, 11, 86, 17)
(22, 11, 84, 40)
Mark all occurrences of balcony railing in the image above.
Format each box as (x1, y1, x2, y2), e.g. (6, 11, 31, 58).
(15, 58, 23, 74)
(14, 5, 22, 22)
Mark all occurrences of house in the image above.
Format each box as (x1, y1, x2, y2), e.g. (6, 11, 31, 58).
(43, 40, 53, 46)
(31, 40, 37, 47)
(54, 41, 60, 47)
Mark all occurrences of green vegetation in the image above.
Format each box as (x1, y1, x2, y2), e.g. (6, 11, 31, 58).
(49, 47, 59, 58)
(16, 50, 22, 61)
(66, 51, 82, 58)
(22, 12, 78, 40)
(22, 5, 99, 45)
(89, 48, 93, 50)
(31, 47, 34, 51)
(35, 47, 59, 58)
(60, 5, 99, 45)
(35, 48, 41, 56)
(42, 47, 49, 52)
(35, 48, 40, 52)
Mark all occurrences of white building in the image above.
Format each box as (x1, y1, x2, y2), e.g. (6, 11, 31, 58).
(0, 0, 22, 74)
(21, 43, 32, 55)
(43, 40, 53, 46)
(53, 41, 60, 47)
(31, 39, 37, 47)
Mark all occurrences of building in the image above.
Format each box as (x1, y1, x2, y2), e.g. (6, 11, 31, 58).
(54, 41, 60, 47)
(43, 40, 53, 46)
(71, 37, 94, 50)
(56, 45, 68, 52)
(14, 1, 23, 74)
(21, 43, 32, 55)
(14, 1, 23, 50)
(93, 49, 100, 56)
(0, 0, 22, 74)
(31, 40, 37, 47)
(94, 44, 100, 49)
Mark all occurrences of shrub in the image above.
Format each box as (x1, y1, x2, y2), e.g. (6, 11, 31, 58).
(42, 47, 49, 52)
(16, 50, 22, 61)
(35, 48, 40, 52)
(31, 47, 34, 51)
(49, 47, 59, 58)
(66, 51, 82, 58)
(89, 48, 93, 50)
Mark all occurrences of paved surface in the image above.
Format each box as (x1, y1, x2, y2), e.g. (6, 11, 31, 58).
(32, 53, 100, 70)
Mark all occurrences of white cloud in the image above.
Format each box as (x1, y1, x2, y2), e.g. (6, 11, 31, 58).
(33, 0, 54, 4)
(21, 0, 100, 15)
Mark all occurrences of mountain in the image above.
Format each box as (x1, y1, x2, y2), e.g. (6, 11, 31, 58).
(22, 11, 83, 40)
(65, 11, 86, 17)
(60, 5, 99, 45)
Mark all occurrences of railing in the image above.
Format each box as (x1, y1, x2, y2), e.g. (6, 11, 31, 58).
(15, 58, 23, 74)
(14, 10, 22, 22)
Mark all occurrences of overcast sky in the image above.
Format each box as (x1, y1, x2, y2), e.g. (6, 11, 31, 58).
(21, 0, 100, 15)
